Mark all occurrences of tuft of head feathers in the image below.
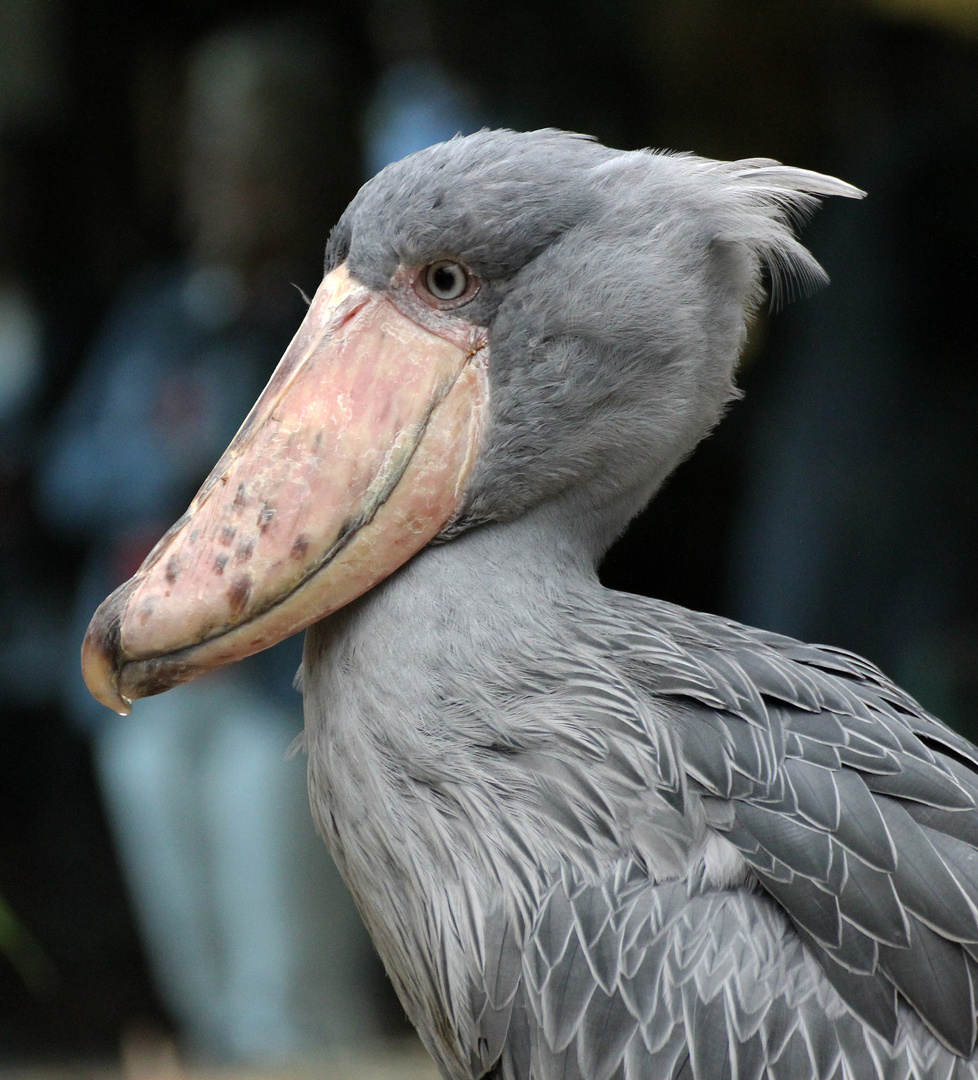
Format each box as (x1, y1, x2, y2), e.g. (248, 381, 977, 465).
(703, 156, 864, 308)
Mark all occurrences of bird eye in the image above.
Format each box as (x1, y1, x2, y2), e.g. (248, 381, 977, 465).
(422, 261, 470, 302)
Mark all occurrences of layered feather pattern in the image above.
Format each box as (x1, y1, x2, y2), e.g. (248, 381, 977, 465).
(490, 867, 972, 1080)
(458, 593, 978, 1079)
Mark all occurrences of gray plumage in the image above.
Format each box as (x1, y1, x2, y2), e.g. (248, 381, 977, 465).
(298, 131, 978, 1080)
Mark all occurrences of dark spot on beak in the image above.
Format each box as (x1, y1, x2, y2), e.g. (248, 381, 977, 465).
(228, 574, 252, 617)
(220, 526, 237, 546)
(257, 502, 275, 531)
(235, 539, 255, 564)
(214, 553, 228, 576)
(165, 556, 180, 584)
(290, 534, 309, 560)
(233, 483, 248, 509)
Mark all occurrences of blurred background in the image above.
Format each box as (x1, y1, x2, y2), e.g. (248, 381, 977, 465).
(1, 0, 977, 1073)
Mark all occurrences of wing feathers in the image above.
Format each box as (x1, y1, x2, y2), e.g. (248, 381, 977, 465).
(876, 801, 978, 942)
(836, 857, 909, 948)
(734, 803, 834, 882)
(877, 917, 977, 1056)
(578, 986, 639, 1080)
(782, 760, 831, 832)
(606, 596, 978, 1063)
(487, 875, 964, 1080)
(477, 595, 978, 1077)
(828, 771, 896, 871)
(794, 925, 899, 1040)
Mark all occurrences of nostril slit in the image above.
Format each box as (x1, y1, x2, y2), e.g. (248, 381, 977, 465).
(334, 297, 369, 331)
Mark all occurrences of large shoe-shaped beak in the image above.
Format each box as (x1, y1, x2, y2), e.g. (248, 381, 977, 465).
(82, 264, 488, 714)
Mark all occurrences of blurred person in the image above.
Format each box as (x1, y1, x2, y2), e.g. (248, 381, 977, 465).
(37, 21, 381, 1063)
(363, 0, 486, 177)
(0, 253, 51, 705)
(0, 133, 67, 712)
(363, 59, 483, 177)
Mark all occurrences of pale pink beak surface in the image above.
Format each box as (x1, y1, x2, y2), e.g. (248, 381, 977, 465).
(82, 264, 488, 714)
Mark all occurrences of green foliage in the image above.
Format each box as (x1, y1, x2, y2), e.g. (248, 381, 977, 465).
(0, 893, 58, 996)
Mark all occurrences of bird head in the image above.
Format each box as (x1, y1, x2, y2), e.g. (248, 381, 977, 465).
(82, 130, 862, 713)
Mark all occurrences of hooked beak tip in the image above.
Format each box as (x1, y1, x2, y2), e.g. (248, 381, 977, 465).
(81, 613, 132, 716)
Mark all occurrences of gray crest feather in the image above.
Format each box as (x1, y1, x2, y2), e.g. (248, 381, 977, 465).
(645, 151, 865, 308)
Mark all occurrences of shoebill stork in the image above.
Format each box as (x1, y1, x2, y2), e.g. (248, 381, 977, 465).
(82, 130, 978, 1080)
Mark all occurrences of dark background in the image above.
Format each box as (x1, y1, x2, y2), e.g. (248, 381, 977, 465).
(1, 0, 977, 1062)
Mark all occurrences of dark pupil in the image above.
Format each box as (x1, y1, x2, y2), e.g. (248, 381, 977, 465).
(432, 265, 458, 295)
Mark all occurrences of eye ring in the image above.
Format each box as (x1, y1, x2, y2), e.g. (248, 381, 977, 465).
(419, 260, 477, 306)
